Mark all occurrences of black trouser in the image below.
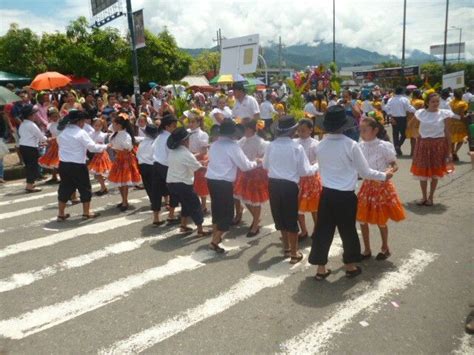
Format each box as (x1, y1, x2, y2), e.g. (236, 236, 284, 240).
(391, 116, 407, 149)
(309, 187, 361, 265)
(139, 163, 154, 206)
(207, 179, 234, 232)
(57, 161, 92, 203)
(152, 162, 178, 212)
(268, 178, 299, 233)
(168, 182, 204, 225)
(20, 145, 39, 184)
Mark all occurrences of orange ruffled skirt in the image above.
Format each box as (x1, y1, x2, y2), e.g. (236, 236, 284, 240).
(357, 180, 406, 225)
(38, 139, 59, 169)
(233, 167, 269, 206)
(89, 151, 112, 176)
(108, 150, 142, 187)
(299, 174, 322, 213)
(410, 137, 452, 180)
(194, 169, 209, 196)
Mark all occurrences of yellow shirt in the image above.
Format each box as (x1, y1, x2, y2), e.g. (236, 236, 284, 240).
(227, 97, 235, 108)
(411, 99, 425, 110)
(450, 99, 468, 115)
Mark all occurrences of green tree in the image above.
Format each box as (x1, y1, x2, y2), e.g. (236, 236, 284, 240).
(420, 62, 444, 87)
(190, 50, 220, 76)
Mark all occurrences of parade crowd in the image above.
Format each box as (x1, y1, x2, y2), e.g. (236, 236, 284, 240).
(0, 80, 473, 279)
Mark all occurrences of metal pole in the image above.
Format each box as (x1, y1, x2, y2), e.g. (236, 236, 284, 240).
(333, 0, 336, 64)
(126, 0, 140, 105)
(401, 0, 406, 70)
(442, 0, 449, 68)
(258, 54, 268, 86)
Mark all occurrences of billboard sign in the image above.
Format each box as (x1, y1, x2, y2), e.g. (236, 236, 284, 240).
(219, 34, 259, 75)
(133, 10, 146, 49)
(353, 66, 419, 80)
(443, 71, 465, 89)
(430, 43, 465, 56)
(91, 0, 118, 16)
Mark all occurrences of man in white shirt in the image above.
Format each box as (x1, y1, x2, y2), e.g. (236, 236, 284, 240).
(259, 93, 276, 131)
(166, 127, 212, 237)
(309, 106, 393, 280)
(231, 82, 260, 120)
(277, 80, 288, 101)
(462, 86, 474, 103)
(385, 87, 416, 155)
(206, 119, 258, 253)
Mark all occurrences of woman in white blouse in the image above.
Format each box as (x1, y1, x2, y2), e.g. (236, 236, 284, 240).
(18, 104, 47, 193)
(210, 96, 232, 125)
(410, 92, 455, 206)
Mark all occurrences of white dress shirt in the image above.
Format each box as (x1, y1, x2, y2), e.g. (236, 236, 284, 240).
(263, 137, 318, 184)
(415, 109, 455, 138)
(294, 137, 319, 164)
(232, 95, 260, 119)
(58, 125, 107, 164)
(47, 122, 59, 138)
(359, 138, 396, 172)
(206, 137, 257, 182)
(110, 130, 133, 151)
(316, 134, 386, 191)
(83, 123, 95, 135)
(89, 131, 108, 144)
(303, 102, 323, 117)
(260, 100, 276, 120)
(152, 130, 171, 165)
(238, 135, 268, 161)
(385, 95, 416, 117)
(210, 107, 232, 125)
(166, 146, 202, 185)
(18, 120, 47, 147)
(189, 128, 209, 154)
(137, 136, 156, 165)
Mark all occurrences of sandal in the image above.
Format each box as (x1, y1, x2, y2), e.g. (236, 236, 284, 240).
(246, 228, 260, 238)
(345, 266, 362, 278)
(315, 269, 332, 281)
(197, 230, 212, 237)
(361, 252, 372, 260)
(375, 250, 391, 261)
(95, 189, 108, 196)
(283, 249, 291, 258)
(56, 213, 70, 222)
(25, 188, 42, 193)
(232, 212, 243, 225)
(424, 200, 433, 206)
(180, 226, 194, 233)
(116, 203, 123, 209)
(82, 213, 100, 220)
(209, 242, 225, 253)
(289, 252, 304, 264)
(416, 199, 427, 206)
(167, 218, 180, 225)
(153, 220, 166, 226)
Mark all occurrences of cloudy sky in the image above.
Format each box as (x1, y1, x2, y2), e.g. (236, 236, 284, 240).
(1, 0, 473, 59)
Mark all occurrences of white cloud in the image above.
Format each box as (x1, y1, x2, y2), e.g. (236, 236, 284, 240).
(1, 0, 473, 59)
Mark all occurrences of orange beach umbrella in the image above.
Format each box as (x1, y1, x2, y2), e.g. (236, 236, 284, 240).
(30, 71, 72, 90)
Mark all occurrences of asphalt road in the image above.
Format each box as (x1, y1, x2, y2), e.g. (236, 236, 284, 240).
(0, 145, 472, 354)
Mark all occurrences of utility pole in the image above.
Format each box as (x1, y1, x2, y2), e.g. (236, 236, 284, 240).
(126, 0, 140, 105)
(213, 28, 223, 51)
(401, 0, 406, 70)
(278, 36, 282, 78)
(442, 0, 449, 68)
(332, 0, 336, 64)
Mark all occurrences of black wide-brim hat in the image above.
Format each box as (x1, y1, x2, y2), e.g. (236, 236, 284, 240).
(219, 118, 237, 136)
(64, 109, 87, 123)
(20, 104, 38, 119)
(274, 115, 298, 136)
(144, 123, 159, 139)
(160, 114, 178, 130)
(314, 105, 355, 133)
(167, 127, 191, 149)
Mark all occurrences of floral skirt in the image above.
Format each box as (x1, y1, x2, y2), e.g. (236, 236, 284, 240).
(194, 168, 209, 197)
(233, 167, 269, 206)
(89, 151, 112, 176)
(108, 150, 142, 187)
(38, 139, 59, 169)
(298, 174, 322, 213)
(411, 137, 452, 180)
(357, 180, 406, 225)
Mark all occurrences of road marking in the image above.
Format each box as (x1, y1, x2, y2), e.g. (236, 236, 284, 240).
(280, 249, 437, 354)
(0, 217, 211, 293)
(99, 242, 342, 355)
(0, 215, 146, 259)
(0, 225, 278, 339)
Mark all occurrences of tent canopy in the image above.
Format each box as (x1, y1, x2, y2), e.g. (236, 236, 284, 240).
(180, 75, 210, 87)
(0, 71, 31, 83)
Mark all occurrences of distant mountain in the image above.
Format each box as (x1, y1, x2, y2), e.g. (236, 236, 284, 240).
(182, 41, 437, 69)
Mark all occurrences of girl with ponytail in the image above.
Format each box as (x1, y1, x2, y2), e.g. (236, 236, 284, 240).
(108, 112, 142, 211)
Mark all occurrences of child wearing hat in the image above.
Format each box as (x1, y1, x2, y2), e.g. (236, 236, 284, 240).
(137, 124, 159, 209)
(166, 127, 212, 236)
(263, 115, 318, 264)
(152, 114, 179, 226)
(18, 104, 48, 193)
(38, 107, 61, 184)
(309, 105, 394, 280)
(206, 118, 259, 253)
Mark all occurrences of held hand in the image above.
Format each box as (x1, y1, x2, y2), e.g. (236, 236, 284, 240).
(255, 158, 263, 166)
(384, 168, 394, 181)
